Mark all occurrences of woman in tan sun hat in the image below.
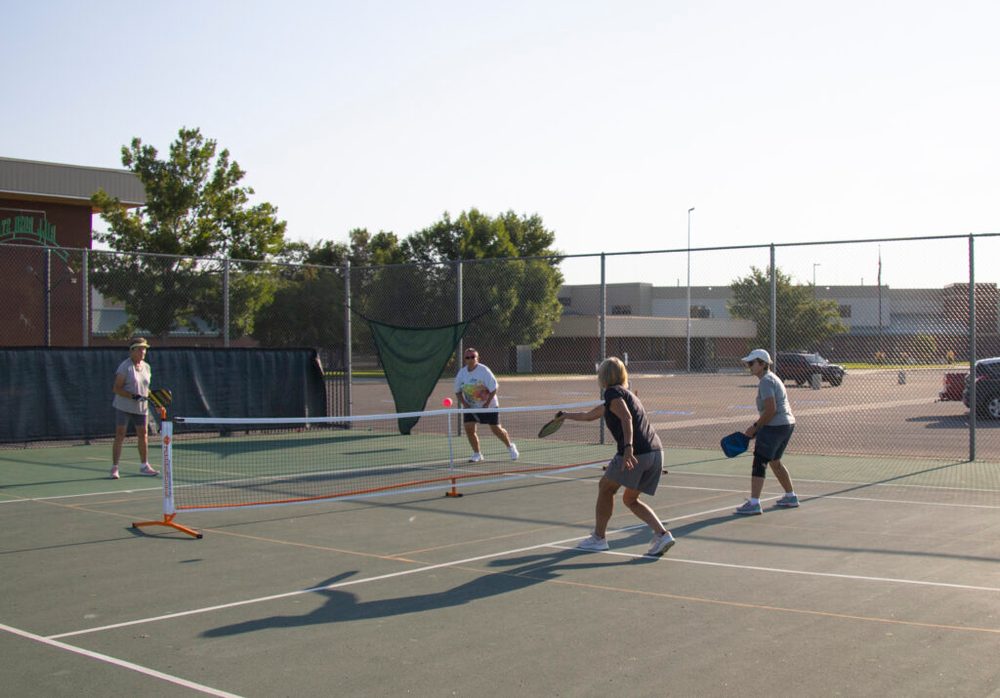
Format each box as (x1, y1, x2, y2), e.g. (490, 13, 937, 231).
(110, 337, 159, 479)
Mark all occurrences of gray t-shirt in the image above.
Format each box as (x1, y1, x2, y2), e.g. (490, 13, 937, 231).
(757, 371, 795, 426)
(112, 358, 151, 415)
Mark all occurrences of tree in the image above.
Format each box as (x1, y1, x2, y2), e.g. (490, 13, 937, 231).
(728, 266, 847, 350)
(251, 229, 401, 350)
(91, 127, 287, 339)
(256, 210, 566, 357)
(252, 263, 346, 349)
(376, 209, 565, 348)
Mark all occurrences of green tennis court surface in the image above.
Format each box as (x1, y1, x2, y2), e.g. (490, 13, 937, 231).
(3, 441, 999, 696)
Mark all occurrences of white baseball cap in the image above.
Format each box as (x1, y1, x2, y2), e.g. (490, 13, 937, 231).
(742, 349, 772, 364)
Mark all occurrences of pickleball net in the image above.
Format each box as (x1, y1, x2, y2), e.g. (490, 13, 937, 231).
(133, 401, 605, 538)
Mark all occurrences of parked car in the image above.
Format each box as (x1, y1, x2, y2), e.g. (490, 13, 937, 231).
(774, 351, 846, 387)
(962, 357, 1000, 419)
(938, 371, 969, 402)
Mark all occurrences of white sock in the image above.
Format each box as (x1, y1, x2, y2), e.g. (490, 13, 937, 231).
(749, 497, 760, 506)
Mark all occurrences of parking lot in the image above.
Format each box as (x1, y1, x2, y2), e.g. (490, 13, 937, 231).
(350, 366, 1000, 462)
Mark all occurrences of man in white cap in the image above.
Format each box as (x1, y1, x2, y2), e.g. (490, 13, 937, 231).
(110, 337, 159, 479)
(735, 348, 798, 515)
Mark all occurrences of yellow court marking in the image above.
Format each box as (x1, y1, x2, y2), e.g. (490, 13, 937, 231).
(498, 571, 1000, 636)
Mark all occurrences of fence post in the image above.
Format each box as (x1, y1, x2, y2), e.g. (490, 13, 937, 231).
(456, 258, 463, 360)
(769, 244, 777, 359)
(81, 249, 89, 347)
(599, 252, 606, 363)
(44, 248, 52, 346)
(599, 253, 606, 444)
(968, 235, 976, 461)
(222, 257, 230, 347)
(344, 259, 352, 418)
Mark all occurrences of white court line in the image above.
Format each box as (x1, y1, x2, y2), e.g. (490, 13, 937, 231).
(538, 468, 1000, 500)
(547, 546, 1000, 593)
(0, 486, 161, 504)
(0, 622, 242, 697)
(814, 493, 1000, 510)
(48, 534, 598, 639)
(47, 497, 996, 641)
(662, 467, 1000, 495)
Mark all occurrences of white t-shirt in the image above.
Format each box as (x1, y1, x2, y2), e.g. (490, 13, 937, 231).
(112, 358, 151, 414)
(454, 363, 499, 408)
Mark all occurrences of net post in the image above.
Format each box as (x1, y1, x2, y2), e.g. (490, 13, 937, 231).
(161, 419, 175, 516)
(444, 410, 462, 497)
(132, 419, 203, 539)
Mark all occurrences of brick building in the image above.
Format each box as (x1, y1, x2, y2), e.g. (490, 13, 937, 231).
(0, 157, 144, 346)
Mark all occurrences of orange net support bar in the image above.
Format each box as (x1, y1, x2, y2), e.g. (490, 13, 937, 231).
(132, 513, 202, 539)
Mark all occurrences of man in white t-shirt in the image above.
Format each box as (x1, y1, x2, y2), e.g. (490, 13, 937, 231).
(110, 337, 160, 479)
(453, 347, 518, 462)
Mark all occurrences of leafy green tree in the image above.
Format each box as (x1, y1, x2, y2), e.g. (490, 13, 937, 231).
(252, 263, 346, 349)
(371, 209, 565, 348)
(252, 229, 402, 349)
(254, 211, 564, 356)
(91, 127, 287, 339)
(728, 266, 847, 350)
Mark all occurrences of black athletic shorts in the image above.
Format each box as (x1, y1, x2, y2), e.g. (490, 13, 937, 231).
(463, 410, 500, 426)
(754, 424, 794, 461)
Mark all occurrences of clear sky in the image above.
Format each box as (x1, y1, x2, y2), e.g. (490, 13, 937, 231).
(3, 1, 998, 289)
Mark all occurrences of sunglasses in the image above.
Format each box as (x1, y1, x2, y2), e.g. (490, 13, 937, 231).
(464, 355, 477, 360)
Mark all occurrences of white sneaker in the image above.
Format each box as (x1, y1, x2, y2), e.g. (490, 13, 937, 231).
(646, 531, 676, 556)
(508, 444, 519, 461)
(110, 466, 120, 480)
(139, 463, 159, 476)
(576, 533, 609, 551)
(734, 499, 762, 515)
(468, 452, 484, 463)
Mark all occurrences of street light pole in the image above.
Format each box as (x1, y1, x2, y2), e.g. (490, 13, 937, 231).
(813, 262, 821, 298)
(686, 207, 695, 372)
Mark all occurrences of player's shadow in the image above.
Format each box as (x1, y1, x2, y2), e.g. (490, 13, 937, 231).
(667, 514, 738, 537)
(202, 550, 654, 637)
(605, 514, 740, 550)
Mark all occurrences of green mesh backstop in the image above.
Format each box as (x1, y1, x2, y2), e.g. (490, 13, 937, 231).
(364, 316, 472, 434)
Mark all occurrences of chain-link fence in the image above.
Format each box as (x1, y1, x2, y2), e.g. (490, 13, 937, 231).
(3, 234, 999, 461)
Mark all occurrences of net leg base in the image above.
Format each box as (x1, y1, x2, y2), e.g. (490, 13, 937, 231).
(444, 478, 463, 497)
(132, 514, 202, 539)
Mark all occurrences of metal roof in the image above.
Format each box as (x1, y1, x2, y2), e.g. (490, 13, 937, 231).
(0, 156, 146, 208)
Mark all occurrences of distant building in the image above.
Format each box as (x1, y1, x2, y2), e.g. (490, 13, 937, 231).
(533, 281, 1000, 371)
